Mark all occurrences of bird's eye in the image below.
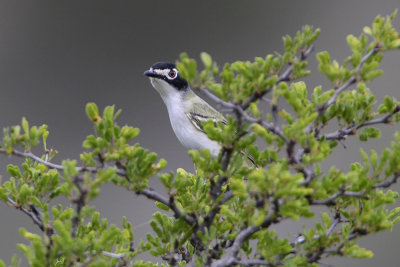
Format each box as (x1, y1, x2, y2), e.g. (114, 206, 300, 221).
(167, 69, 178, 79)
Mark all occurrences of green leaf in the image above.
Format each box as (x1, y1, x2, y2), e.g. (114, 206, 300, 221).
(155, 201, 170, 211)
(359, 128, 381, 141)
(370, 149, 378, 171)
(200, 52, 212, 69)
(347, 34, 361, 52)
(0, 187, 8, 202)
(62, 160, 78, 178)
(19, 228, 42, 242)
(321, 212, 331, 227)
(7, 164, 22, 178)
(42, 130, 49, 151)
(389, 207, 400, 220)
(316, 51, 331, 65)
(58, 208, 74, 221)
(21, 117, 29, 136)
(177, 52, 197, 84)
(363, 26, 372, 35)
(91, 212, 100, 228)
(345, 244, 374, 258)
(103, 105, 115, 121)
(86, 103, 100, 122)
(120, 126, 140, 142)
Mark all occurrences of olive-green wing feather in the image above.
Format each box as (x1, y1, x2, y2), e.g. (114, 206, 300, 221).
(186, 102, 226, 133)
(186, 102, 256, 166)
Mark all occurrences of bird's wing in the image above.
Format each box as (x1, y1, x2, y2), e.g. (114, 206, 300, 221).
(186, 102, 226, 133)
(186, 112, 225, 133)
(186, 101, 256, 166)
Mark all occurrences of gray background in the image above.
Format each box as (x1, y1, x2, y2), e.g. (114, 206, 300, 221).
(0, 1, 399, 266)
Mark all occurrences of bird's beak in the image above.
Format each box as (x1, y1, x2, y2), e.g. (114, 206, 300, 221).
(144, 68, 160, 78)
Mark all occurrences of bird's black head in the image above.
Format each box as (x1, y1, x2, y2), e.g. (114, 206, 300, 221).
(144, 62, 188, 90)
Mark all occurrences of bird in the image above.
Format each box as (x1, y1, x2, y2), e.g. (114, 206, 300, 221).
(144, 62, 225, 158)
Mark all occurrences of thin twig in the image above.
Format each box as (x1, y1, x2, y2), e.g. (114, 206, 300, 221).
(300, 165, 316, 186)
(212, 201, 281, 267)
(271, 103, 280, 131)
(373, 173, 400, 189)
(323, 105, 400, 141)
(138, 187, 203, 253)
(2, 149, 65, 170)
(138, 188, 196, 225)
(219, 190, 234, 205)
(0, 148, 126, 176)
(235, 104, 289, 144)
(234, 259, 277, 266)
(310, 187, 367, 206)
(306, 46, 380, 133)
(242, 44, 315, 110)
(325, 228, 368, 257)
(8, 197, 45, 232)
(293, 213, 345, 247)
(101, 251, 125, 259)
(194, 92, 289, 144)
(326, 213, 342, 237)
(71, 175, 87, 237)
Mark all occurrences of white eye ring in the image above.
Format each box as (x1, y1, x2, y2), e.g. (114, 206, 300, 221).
(167, 69, 178, 80)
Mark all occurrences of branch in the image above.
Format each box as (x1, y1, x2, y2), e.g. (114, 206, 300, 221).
(306, 45, 380, 133)
(325, 46, 379, 109)
(7, 197, 45, 232)
(209, 129, 281, 265)
(300, 164, 316, 186)
(234, 259, 277, 266)
(310, 173, 399, 206)
(71, 175, 87, 237)
(306, 216, 355, 264)
(220, 190, 234, 205)
(358, 106, 400, 128)
(101, 250, 130, 267)
(1, 149, 65, 171)
(201, 190, 235, 236)
(242, 44, 315, 110)
(323, 105, 400, 141)
(0, 148, 127, 176)
(307, 247, 326, 264)
(138, 188, 196, 225)
(271, 103, 280, 131)
(286, 214, 351, 266)
(101, 251, 125, 259)
(198, 88, 236, 110)
(139, 188, 204, 254)
(373, 173, 400, 189)
(198, 90, 290, 144)
(324, 228, 368, 258)
(326, 213, 342, 236)
(212, 207, 280, 267)
(211, 226, 261, 267)
(235, 104, 289, 144)
(293, 213, 346, 247)
(310, 187, 367, 206)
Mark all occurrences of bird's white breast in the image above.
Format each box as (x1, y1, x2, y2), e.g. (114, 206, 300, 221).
(150, 78, 221, 157)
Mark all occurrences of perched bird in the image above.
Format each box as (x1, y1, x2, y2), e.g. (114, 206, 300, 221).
(144, 62, 225, 158)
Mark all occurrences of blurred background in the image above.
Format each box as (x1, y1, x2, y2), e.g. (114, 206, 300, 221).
(0, 1, 399, 266)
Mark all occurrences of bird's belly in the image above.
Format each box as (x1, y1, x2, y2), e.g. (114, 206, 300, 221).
(169, 113, 220, 157)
